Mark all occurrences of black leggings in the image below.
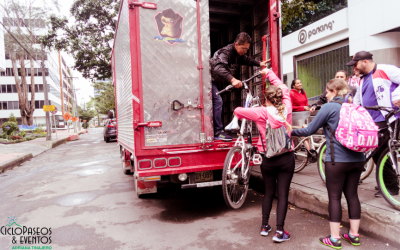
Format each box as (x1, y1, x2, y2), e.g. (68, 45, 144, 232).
(325, 161, 364, 222)
(261, 151, 295, 231)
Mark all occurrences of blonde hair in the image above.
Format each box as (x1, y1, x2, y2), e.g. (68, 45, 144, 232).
(265, 85, 292, 131)
(326, 79, 349, 97)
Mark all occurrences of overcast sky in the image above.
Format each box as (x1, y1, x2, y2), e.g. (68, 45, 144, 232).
(57, 1, 95, 107)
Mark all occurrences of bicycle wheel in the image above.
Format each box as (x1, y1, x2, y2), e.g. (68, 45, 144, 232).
(376, 148, 400, 210)
(318, 142, 378, 183)
(292, 136, 308, 173)
(317, 142, 327, 183)
(222, 146, 251, 209)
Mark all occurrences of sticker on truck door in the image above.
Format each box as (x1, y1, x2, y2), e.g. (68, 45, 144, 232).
(153, 8, 186, 45)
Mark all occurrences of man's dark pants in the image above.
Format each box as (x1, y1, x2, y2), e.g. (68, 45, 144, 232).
(212, 82, 223, 134)
(374, 121, 399, 193)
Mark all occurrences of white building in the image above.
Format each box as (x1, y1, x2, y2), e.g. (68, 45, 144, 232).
(0, 17, 74, 126)
(282, 0, 400, 102)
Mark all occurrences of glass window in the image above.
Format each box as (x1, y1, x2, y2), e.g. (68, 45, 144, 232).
(2, 101, 7, 110)
(7, 101, 13, 109)
(35, 100, 39, 109)
(1, 85, 5, 93)
(13, 101, 18, 109)
(6, 85, 11, 93)
(12, 85, 17, 93)
(38, 68, 42, 76)
(39, 85, 44, 92)
(35, 85, 39, 92)
(40, 100, 44, 108)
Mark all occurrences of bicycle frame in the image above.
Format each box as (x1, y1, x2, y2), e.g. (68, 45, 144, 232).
(293, 135, 326, 157)
(230, 80, 261, 180)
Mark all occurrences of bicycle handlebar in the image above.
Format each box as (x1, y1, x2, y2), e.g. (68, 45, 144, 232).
(216, 72, 262, 96)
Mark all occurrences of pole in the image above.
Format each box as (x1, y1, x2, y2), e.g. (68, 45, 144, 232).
(72, 87, 77, 133)
(41, 44, 51, 141)
(74, 85, 81, 131)
(58, 51, 65, 115)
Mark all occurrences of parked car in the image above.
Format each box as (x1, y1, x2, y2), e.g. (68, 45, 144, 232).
(103, 118, 117, 143)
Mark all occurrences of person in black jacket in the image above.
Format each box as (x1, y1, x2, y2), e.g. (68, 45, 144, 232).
(210, 32, 268, 141)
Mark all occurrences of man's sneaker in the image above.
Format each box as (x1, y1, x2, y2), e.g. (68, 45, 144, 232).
(260, 224, 272, 236)
(341, 233, 360, 246)
(214, 131, 232, 141)
(375, 189, 399, 197)
(272, 230, 290, 242)
(319, 235, 342, 249)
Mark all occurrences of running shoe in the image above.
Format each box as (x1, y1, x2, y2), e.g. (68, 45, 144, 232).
(260, 224, 272, 236)
(272, 230, 290, 242)
(375, 189, 399, 197)
(214, 131, 233, 141)
(319, 235, 342, 249)
(341, 233, 360, 246)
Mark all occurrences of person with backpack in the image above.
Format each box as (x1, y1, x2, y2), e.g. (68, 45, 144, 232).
(291, 79, 366, 249)
(234, 68, 294, 243)
(350, 51, 400, 197)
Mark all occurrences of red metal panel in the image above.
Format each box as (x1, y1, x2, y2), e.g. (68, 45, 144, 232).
(269, 0, 281, 77)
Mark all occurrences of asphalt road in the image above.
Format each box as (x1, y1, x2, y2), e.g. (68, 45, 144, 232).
(0, 128, 397, 250)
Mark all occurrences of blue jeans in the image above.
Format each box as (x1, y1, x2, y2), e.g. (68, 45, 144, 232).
(212, 82, 223, 134)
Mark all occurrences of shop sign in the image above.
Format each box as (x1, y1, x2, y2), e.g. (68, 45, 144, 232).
(298, 21, 335, 44)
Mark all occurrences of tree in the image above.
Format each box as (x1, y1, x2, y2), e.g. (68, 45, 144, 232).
(78, 100, 97, 122)
(282, 0, 348, 36)
(91, 80, 115, 114)
(281, 0, 317, 31)
(8, 112, 17, 123)
(0, 0, 59, 125)
(40, 0, 120, 81)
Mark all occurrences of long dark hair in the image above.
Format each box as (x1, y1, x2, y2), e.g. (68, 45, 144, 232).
(291, 78, 304, 94)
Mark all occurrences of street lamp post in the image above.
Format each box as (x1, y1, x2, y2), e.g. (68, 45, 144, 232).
(41, 44, 51, 141)
(64, 77, 79, 133)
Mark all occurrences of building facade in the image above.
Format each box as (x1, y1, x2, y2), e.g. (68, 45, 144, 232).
(282, 0, 400, 102)
(0, 18, 74, 126)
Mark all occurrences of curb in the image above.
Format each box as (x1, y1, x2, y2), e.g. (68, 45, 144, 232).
(250, 171, 400, 247)
(49, 138, 68, 148)
(0, 153, 33, 173)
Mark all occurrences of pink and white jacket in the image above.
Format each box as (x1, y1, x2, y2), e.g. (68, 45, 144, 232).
(234, 69, 292, 153)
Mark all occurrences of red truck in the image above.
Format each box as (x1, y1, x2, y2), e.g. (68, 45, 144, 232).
(112, 0, 282, 197)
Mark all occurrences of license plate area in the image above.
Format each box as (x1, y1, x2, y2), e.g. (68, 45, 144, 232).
(195, 171, 213, 183)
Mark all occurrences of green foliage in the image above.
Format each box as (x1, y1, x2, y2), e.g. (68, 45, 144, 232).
(82, 122, 89, 129)
(8, 113, 17, 123)
(18, 131, 26, 138)
(78, 100, 98, 122)
(92, 80, 115, 114)
(33, 126, 43, 134)
(2, 122, 18, 136)
(282, 0, 347, 36)
(281, 0, 317, 31)
(40, 0, 120, 81)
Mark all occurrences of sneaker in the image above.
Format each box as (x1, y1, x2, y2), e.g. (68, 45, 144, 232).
(341, 233, 360, 246)
(319, 235, 342, 249)
(260, 224, 272, 236)
(272, 230, 290, 242)
(375, 189, 399, 197)
(214, 131, 233, 141)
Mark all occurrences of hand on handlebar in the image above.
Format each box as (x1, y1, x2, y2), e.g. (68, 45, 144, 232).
(231, 78, 242, 88)
(393, 99, 400, 107)
(259, 67, 270, 77)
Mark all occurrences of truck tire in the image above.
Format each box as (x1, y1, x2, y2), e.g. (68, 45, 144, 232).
(105, 137, 110, 143)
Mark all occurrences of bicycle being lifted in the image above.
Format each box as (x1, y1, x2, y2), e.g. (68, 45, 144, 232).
(216, 72, 263, 209)
(318, 105, 400, 210)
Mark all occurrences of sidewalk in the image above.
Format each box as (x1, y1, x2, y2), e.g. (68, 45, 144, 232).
(251, 163, 400, 245)
(0, 128, 87, 173)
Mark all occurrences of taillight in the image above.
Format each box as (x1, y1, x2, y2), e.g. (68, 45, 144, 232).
(107, 124, 114, 128)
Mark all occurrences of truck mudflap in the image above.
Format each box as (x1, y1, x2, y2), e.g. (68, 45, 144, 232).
(134, 175, 157, 197)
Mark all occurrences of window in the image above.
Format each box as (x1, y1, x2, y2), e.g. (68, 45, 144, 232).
(12, 85, 17, 93)
(6, 85, 11, 93)
(2, 101, 7, 110)
(1, 85, 6, 93)
(13, 101, 18, 109)
(35, 100, 39, 109)
(38, 84, 44, 92)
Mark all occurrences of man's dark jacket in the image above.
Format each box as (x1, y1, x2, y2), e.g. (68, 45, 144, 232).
(210, 43, 260, 84)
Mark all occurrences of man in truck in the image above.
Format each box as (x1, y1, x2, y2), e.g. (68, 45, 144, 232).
(211, 32, 269, 141)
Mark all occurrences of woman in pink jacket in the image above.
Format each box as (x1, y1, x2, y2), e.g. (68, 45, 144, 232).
(234, 68, 294, 243)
